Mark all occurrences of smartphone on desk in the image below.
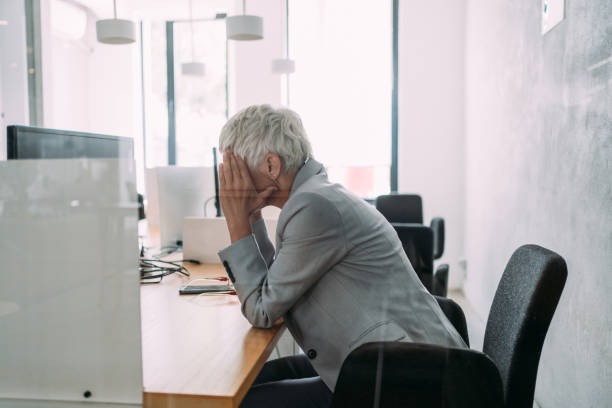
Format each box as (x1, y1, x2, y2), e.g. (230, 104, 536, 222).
(179, 284, 234, 295)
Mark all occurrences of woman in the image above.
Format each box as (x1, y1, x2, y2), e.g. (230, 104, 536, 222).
(217, 104, 466, 408)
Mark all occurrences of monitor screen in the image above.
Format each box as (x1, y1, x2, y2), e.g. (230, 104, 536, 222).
(7, 125, 134, 160)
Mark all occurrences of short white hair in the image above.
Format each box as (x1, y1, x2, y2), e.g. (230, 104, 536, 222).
(219, 104, 312, 173)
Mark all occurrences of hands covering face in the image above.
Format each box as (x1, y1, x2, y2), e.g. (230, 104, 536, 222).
(219, 151, 277, 242)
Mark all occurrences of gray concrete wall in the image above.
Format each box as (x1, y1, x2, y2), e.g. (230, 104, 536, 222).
(463, 0, 612, 406)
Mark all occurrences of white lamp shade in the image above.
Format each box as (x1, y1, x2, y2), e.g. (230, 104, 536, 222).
(96, 18, 136, 44)
(226, 15, 263, 40)
(272, 58, 295, 74)
(181, 61, 206, 76)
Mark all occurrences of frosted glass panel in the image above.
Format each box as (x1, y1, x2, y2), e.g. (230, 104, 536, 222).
(0, 159, 142, 406)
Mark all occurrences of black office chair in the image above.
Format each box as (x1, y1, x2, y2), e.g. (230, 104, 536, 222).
(332, 244, 567, 408)
(393, 224, 448, 296)
(393, 224, 433, 290)
(430, 217, 445, 260)
(376, 194, 447, 296)
(375, 194, 423, 224)
(375, 194, 445, 260)
(433, 263, 449, 297)
(333, 342, 503, 408)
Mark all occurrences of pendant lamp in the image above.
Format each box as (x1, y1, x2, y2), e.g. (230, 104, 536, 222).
(272, 59, 295, 73)
(96, 0, 135, 44)
(226, 0, 263, 41)
(272, 0, 295, 74)
(181, 0, 206, 76)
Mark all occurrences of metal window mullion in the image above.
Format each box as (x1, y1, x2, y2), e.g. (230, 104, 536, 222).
(166, 21, 176, 165)
(225, 38, 229, 119)
(139, 22, 148, 170)
(24, 0, 44, 126)
(391, 0, 399, 193)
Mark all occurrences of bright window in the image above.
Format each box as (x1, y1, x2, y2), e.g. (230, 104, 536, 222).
(173, 19, 227, 167)
(289, 0, 392, 198)
(142, 21, 169, 170)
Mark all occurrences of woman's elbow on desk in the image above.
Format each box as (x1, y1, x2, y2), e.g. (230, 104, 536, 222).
(241, 302, 277, 329)
(246, 314, 276, 329)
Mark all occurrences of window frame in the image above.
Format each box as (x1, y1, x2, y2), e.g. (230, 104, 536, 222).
(161, 3, 399, 193)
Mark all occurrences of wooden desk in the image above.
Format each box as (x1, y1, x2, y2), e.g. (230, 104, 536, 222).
(140, 258, 285, 407)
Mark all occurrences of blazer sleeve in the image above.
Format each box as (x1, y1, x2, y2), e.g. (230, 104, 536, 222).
(218, 193, 350, 328)
(251, 218, 275, 267)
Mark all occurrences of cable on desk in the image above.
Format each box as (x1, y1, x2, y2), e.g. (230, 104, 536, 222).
(139, 258, 191, 284)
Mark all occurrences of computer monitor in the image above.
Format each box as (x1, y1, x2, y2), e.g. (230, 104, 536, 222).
(7, 125, 133, 160)
(153, 166, 217, 248)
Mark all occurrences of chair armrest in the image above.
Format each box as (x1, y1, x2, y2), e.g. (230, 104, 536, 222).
(430, 217, 445, 259)
(433, 263, 449, 297)
(333, 342, 503, 408)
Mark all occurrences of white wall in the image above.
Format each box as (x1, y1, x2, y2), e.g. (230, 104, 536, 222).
(397, 0, 467, 289)
(0, 0, 30, 160)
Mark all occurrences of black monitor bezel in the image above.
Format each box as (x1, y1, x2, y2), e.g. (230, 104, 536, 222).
(7, 125, 134, 160)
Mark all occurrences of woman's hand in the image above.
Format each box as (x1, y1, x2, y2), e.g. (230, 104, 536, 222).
(219, 152, 277, 243)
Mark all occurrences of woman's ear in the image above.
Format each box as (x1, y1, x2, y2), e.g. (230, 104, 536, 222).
(263, 153, 282, 180)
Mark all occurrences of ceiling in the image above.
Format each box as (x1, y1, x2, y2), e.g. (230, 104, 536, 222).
(70, 0, 235, 21)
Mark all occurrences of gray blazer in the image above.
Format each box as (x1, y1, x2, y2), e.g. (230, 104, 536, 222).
(218, 158, 466, 390)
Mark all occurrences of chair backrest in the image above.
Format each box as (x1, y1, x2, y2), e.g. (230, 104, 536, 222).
(483, 244, 567, 408)
(376, 194, 423, 224)
(435, 295, 469, 347)
(393, 224, 434, 291)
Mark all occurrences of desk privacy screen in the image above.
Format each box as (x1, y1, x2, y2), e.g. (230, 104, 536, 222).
(0, 159, 142, 407)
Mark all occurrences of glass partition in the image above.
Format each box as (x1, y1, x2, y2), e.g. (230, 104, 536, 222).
(0, 158, 142, 404)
